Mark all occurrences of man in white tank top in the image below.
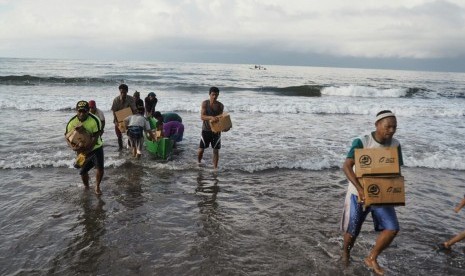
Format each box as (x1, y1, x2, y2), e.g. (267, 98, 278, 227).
(340, 110, 403, 275)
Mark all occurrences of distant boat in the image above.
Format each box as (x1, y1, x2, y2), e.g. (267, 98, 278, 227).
(250, 65, 267, 70)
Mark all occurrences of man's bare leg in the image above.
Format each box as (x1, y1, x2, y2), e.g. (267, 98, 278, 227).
(94, 168, 103, 195)
(198, 148, 204, 165)
(342, 232, 356, 266)
(364, 230, 398, 275)
(117, 136, 123, 151)
(443, 231, 465, 249)
(81, 173, 90, 189)
(213, 149, 219, 169)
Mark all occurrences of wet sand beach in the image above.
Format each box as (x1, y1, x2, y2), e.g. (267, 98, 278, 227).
(1, 166, 465, 275)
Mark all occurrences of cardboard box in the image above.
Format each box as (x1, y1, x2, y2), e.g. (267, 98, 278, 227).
(115, 107, 132, 132)
(209, 113, 232, 133)
(115, 107, 133, 122)
(65, 125, 92, 151)
(354, 147, 400, 177)
(360, 176, 405, 206)
(118, 121, 127, 133)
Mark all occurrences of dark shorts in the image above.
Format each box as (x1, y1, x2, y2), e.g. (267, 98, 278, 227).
(80, 146, 104, 175)
(199, 130, 221, 149)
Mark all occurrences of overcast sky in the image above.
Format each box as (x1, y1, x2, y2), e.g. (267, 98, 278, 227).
(1, 0, 465, 72)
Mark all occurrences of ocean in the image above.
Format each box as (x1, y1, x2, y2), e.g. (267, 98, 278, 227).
(1, 57, 465, 275)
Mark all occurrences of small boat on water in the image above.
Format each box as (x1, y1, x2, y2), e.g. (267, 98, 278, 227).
(250, 64, 267, 70)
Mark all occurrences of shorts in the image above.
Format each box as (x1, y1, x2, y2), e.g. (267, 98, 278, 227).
(79, 146, 104, 175)
(128, 137, 144, 154)
(340, 193, 399, 237)
(199, 130, 221, 149)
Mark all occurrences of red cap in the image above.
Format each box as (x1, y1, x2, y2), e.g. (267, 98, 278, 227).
(88, 100, 96, 108)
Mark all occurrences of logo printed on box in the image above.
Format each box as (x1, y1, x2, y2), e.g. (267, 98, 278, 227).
(367, 184, 380, 197)
(360, 176, 405, 206)
(355, 147, 400, 177)
(359, 155, 372, 167)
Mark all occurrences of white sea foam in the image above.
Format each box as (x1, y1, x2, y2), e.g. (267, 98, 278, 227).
(321, 85, 407, 98)
(1, 59, 465, 172)
(2, 88, 463, 120)
(1, 147, 464, 171)
(405, 155, 465, 171)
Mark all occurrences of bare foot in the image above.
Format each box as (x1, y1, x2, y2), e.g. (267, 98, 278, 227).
(364, 257, 384, 275)
(437, 242, 451, 251)
(342, 251, 350, 267)
(94, 187, 102, 196)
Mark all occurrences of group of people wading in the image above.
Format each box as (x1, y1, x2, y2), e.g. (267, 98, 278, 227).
(65, 87, 465, 275)
(65, 85, 226, 195)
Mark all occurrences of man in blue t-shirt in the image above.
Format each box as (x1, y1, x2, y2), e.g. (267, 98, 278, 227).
(341, 110, 403, 275)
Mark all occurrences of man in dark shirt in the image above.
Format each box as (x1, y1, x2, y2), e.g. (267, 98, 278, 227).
(111, 84, 136, 150)
(144, 92, 158, 117)
(197, 87, 225, 169)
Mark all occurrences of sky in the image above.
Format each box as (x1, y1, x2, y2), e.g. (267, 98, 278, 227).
(1, 0, 465, 72)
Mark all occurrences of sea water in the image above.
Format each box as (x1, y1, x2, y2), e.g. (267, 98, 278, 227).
(1, 58, 465, 275)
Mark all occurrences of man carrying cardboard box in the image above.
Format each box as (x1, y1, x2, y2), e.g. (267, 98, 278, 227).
(66, 101, 104, 195)
(111, 84, 136, 150)
(198, 86, 230, 169)
(340, 110, 404, 275)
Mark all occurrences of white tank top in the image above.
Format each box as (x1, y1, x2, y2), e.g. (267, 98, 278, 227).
(347, 133, 400, 195)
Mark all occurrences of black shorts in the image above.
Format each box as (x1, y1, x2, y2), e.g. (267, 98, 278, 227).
(80, 146, 104, 175)
(199, 130, 221, 149)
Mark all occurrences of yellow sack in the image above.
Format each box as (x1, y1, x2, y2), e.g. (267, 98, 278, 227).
(74, 153, 86, 168)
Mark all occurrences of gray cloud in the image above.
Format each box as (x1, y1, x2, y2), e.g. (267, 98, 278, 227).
(1, 0, 465, 71)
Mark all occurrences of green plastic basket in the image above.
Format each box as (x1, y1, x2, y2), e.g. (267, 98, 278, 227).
(145, 137, 173, 159)
(145, 118, 173, 159)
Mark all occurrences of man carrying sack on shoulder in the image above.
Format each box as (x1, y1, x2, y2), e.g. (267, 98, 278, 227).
(65, 100, 104, 195)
